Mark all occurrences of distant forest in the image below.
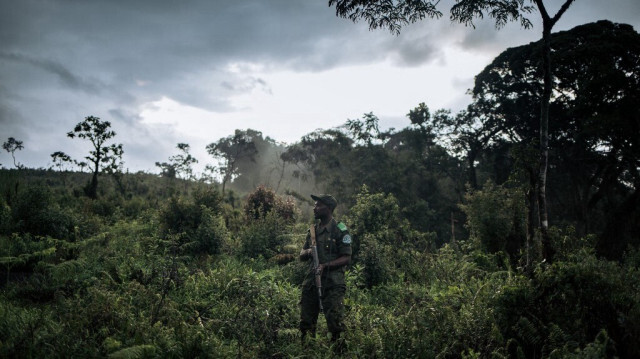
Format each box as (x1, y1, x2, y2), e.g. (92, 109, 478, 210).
(1, 20, 639, 358)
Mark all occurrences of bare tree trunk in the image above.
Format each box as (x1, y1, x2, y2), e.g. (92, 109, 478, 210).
(526, 167, 537, 268)
(87, 159, 100, 199)
(451, 212, 457, 243)
(533, 0, 576, 263)
(467, 150, 478, 190)
(538, 21, 553, 262)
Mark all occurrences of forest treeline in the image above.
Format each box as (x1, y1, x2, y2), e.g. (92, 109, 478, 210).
(1, 20, 639, 358)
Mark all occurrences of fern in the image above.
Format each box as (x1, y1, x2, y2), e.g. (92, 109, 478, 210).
(47, 259, 86, 281)
(514, 316, 543, 347)
(544, 323, 568, 355)
(108, 345, 157, 359)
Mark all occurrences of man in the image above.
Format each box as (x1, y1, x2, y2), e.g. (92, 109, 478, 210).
(299, 194, 352, 344)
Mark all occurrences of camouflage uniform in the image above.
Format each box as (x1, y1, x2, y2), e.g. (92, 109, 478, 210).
(299, 218, 352, 335)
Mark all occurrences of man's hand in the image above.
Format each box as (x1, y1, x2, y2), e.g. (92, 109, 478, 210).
(320, 255, 350, 273)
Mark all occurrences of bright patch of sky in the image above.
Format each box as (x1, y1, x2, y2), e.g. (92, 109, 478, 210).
(1, 0, 639, 172)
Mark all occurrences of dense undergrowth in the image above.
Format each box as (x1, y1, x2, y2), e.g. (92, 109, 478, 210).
(1, 170, 638, 358)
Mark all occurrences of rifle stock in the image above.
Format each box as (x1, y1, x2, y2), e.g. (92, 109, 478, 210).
(310, 226, 324, 313)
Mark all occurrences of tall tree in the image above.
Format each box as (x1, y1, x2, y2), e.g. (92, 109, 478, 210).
(470, 21, 640, 258)
(267, 146, 290, 194)
(206, 130, 258, 194)
(345, 112, 382, 147)
(283, 115, 461, 239)
(155, 161, 177, 179)
(281, 128, 354, 200)
(531, 0, 576, 262)
(328, 0, 577, 261)
(386, 111, 465, 239)
(3, 137, 24, 169)
(67, 116, 123, 199)
(156, 143, 198, 180)
(50, 151, 72, 172)
(171, 143, 198, 181)
(406, 102, 502, 190)
(231, 129, 285, 192)
(280, 143, 314, 194)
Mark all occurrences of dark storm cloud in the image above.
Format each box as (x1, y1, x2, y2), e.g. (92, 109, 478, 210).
(0, 0, 439, 116)
(1, 52, 105, 94)
(381, 22, 446, 67)
(1, 0, 639, 171)
(454, 0, 640, 54)
(0, 0, 405, 142)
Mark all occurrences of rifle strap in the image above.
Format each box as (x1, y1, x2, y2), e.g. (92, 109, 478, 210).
(310, 224, 316, 246)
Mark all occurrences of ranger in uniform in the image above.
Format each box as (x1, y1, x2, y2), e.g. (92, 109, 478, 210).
(299, 194, 352, 344)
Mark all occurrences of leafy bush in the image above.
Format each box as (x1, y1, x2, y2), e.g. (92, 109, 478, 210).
(358, 234, 395, 287)
(120, 196, 150, 218)
(0, 199, 10, 234)
(244, 185, 297, 223)
(192, 186, 223, 211)
(10, 185, 75, 240)
(158, 192, 228, 256)
(548, 226, 597, 261)
(0, 299, 63, 358)
(494, 250, 640, 358)
(239, 186, 299, 259)
(177, 257, 300, 357)
(0, 233, 58, 285)
(240, 211, 293, 259)
(345, 185, 437, 287)
(86, 196, 119, 218)
(460, 181, 526, 264)
(1, 170, 639, 358)
(190, 207, 229, 255)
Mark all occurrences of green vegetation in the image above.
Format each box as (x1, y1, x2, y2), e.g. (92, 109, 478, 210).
(1, 20, 639, 358)
(0, 170, 638, 358)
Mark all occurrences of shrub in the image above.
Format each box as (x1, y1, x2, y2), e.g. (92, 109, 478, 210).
(0, 233, 57, 285)
(240, 211, 292, 259)
(10, 186, 75, 240)
(460, 181, 526, 264)
(0, 299, 63, 358)
(0, 199, 10, 234)
(158, 194, 228, 256)
(86, 196, 118, 218)
(345, 185, 437, 286)
(244, 185, 298, 223)
(494, 250, 640, 358)
(192, 186, 222, 212)
(358, 234, 394, 287)
(190, 206, 228, 255)
(120, 196, 149, 218)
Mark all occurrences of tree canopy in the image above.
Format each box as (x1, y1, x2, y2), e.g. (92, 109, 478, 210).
(66, 116, 123, 199)
(206, 130, 259, 194)
(328, 0, 578, 262)
(3, 137, 24, 169)
(468, 20, 640, 257)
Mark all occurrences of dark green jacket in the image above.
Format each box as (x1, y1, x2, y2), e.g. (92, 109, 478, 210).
(302, 218, 352, 289)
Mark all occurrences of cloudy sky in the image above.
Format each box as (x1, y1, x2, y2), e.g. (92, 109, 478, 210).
(1, 0, 639, 174)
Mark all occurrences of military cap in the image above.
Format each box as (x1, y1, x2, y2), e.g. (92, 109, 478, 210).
(310, 194, 337, 211)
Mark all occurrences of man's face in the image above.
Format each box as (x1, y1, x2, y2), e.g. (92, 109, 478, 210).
(313, 201, 331, 219)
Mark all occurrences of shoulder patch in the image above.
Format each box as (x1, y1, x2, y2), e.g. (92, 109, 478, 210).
(342, 234, 352, 244)
(337, 222, 348, 232)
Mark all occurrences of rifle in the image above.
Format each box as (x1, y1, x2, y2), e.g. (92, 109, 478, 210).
(309, 225, 324, 313)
